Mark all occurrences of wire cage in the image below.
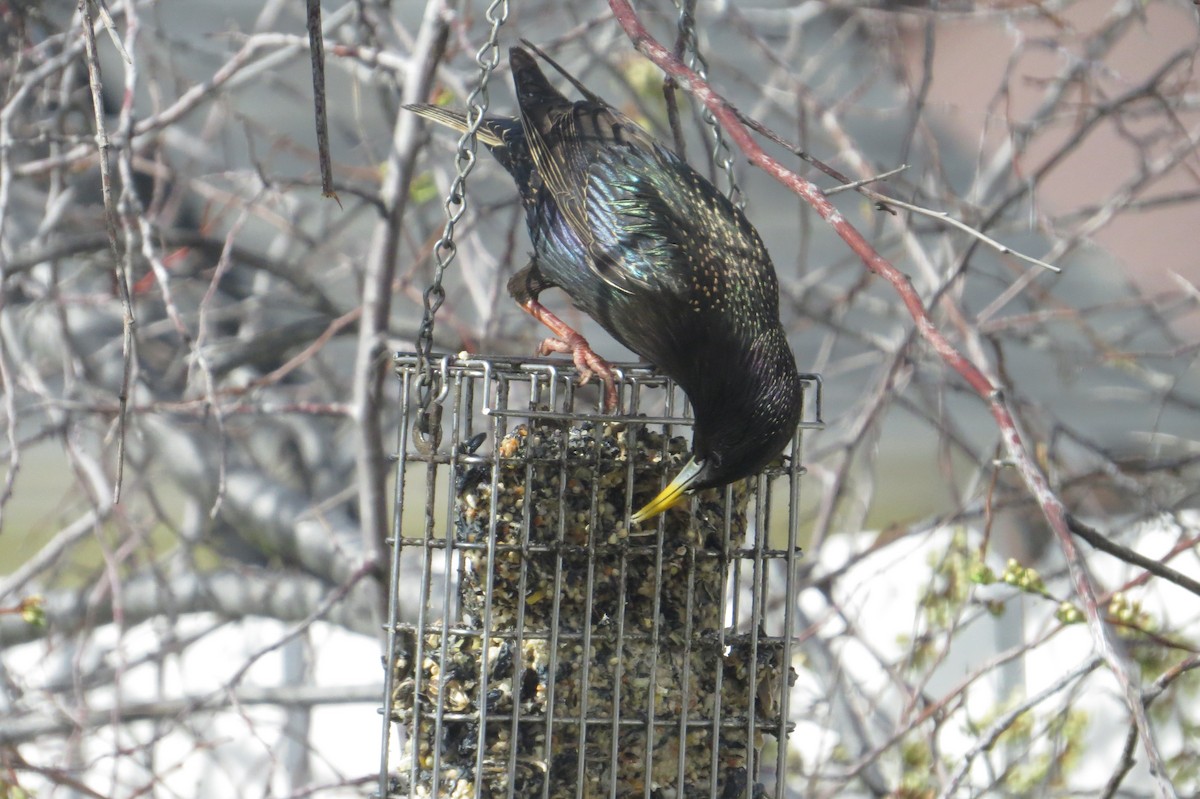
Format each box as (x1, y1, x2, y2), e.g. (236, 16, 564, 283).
(380, 353, 823, 799)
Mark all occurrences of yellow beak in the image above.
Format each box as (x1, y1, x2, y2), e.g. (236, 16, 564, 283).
(631, 457, 706, 523)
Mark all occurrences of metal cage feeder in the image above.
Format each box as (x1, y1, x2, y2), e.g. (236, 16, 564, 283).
(380, 353, 822, 798)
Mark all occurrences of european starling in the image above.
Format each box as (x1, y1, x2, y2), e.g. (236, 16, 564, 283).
(406, 45, 802, 521)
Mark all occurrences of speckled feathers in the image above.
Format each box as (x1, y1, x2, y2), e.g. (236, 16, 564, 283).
(407, 46, 803, 497)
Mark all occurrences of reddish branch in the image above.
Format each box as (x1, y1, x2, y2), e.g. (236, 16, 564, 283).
(606, 0, 1173, 793)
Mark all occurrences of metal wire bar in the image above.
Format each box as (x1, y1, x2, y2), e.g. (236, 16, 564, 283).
(380, 367, 414, 799)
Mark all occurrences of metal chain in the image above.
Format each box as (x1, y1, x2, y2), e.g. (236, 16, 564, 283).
(413, 0, 510, 445)
(676, 0, 744, 210)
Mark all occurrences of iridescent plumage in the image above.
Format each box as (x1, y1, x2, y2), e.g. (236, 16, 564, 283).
(407, 46, 802, 520)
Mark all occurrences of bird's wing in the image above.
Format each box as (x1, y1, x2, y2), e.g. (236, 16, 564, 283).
(520, 98, 672, 296)
(583, 143, 697, 294)
(511, 47, 740, 299)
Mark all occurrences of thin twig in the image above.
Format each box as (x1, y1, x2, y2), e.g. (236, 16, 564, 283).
(1069, 515, 1200, 598)
(872, 194, 1060, 274)
(306, 0, 339, 204)
(1101, 654, 1200, 799)
(89, 0, 132, 64)
(939, 655, 1104, 797)
(740, 112, 1059, 272)
(821, 164, 908, 195)
(78, 0, 135, 505)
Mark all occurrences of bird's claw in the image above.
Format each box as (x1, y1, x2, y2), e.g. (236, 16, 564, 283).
(538, 335, 620, 413)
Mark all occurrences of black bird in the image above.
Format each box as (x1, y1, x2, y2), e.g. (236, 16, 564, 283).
(406, 46, 802, 522)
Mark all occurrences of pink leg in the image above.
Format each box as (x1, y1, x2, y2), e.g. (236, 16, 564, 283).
(520, 299, 620, 412)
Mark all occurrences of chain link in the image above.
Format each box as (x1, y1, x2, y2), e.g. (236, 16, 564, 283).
(676, 1, 744, 210)
(414, 0, 510, 446)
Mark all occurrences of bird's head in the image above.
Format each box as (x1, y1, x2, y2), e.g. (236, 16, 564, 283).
(631, 333, 803, 523)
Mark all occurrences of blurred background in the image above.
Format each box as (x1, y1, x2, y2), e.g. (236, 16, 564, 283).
(1, 0, 1198, 796)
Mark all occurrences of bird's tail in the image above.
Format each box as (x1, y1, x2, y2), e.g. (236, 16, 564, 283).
(403, 104, 506, 149)
(509, 47, 577, 116)
(513, 41, 601, 103)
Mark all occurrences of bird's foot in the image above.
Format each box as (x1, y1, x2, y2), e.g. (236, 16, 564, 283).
(519, 298, 621, 412)
(538, 334, 620, 413)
